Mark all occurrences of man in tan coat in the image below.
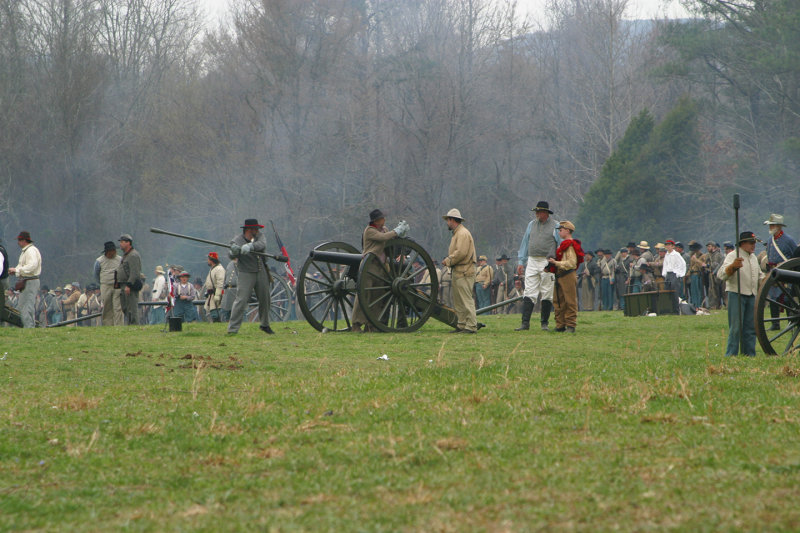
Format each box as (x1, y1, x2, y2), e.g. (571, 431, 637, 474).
(442, 208, 477, 333)
(203, 252, 226, 322)
(350, 209, 409, 332)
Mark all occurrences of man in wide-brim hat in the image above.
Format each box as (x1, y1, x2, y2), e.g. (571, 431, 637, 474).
(516, 201, 559, 331)
(763, 213, 797, 330)
(8, 230, 42, 328)
(350, 209, 409, 332)
(94, 240, 123, 326)
(717, 231, 765, 356)
(442, 208, 478, 333)
(227, 219, 273, 334)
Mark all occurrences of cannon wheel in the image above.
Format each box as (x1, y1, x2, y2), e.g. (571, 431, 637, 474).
(357, 238, 438, 333)
(246, 273, 293, 323)
(755, 257, 800, 355)
(297, 241, 359, 332)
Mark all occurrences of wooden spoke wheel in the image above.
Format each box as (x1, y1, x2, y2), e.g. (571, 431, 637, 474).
(296, 241, 359, 332)
(246, 273, 293, 323)
(357, 238, 438, 333)
(755, 257, 800, 355)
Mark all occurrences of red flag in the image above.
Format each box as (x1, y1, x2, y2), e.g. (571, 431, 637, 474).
(270, 220, 295, 286)
(165, 271, 176, 313)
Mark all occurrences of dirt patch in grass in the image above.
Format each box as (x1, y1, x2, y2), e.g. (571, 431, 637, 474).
(781, 365, 800, 378)
(57, 394, 102, 411)
(641, 412, 678, 424)
(177, 354, 242, 370)
(435, 437, 468, 451)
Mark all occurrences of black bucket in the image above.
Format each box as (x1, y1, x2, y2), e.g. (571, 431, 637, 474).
(168, 316, 183, 332)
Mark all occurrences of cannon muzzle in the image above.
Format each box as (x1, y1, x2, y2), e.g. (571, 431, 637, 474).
(308, 250, 363, 268)
(770, 267, 800, 284)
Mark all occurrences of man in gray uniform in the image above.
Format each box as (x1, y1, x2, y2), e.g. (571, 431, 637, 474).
(516, 201, 560, 331)
(227, 219, 272, 335)
(115, 234, 142, 325)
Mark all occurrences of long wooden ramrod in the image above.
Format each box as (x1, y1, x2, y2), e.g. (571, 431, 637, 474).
(150, 227, 289, 262)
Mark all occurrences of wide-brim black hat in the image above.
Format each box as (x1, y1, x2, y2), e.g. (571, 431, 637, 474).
(103, 241, 116, 252)
(241, 219, 264, 229)
(737, 231, 758, 245)
(497, 254, 511, 261)
(531, 201, 553, 214)
(369, 209, 385, 223)
(17, 231, 32, 242)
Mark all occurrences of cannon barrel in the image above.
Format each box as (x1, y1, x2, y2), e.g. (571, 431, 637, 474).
(770, 268, 800, 284)
(308, 249, 363, 268)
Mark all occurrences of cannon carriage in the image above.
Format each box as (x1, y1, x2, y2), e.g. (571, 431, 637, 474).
(755, 257, 800, 355)
(295, 237, 519, 333)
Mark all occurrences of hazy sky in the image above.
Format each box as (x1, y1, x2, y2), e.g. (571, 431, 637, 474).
(198, 0, 692, 26)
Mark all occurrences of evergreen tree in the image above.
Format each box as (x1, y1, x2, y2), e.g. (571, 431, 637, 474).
(577, 99, 700, 247)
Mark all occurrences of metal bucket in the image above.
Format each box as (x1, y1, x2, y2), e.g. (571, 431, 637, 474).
(168, 316, 183, 332)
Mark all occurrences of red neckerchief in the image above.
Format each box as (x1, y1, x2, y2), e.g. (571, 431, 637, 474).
(549, 239, 585, 272)
(369, 222, 381, 229)
(774, 230, 784, 239)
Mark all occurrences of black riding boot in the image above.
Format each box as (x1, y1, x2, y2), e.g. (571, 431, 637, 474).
(515, 297, 534, 330)
(540, 299, 552, 331)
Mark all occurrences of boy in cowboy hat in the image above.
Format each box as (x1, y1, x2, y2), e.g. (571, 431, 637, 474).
(717, 231, 765, 356)
(228, 219, 273, 334)
(516, 200, 560, 331)
(174, 271, 199, 323)
(442, 208, 477, 333)
(763, 214, 797, 330)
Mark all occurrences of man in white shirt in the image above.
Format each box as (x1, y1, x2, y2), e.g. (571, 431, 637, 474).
(717, 231, 765, 356)
(8, 231, 42, 328)
(662, 239, 686, 312)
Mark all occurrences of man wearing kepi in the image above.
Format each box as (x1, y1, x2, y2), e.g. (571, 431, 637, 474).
(717, 231, 765, 356)
(548, 221, 583, 333)
(116, 234, 142, 325)
(94, 241, 123, 326)
(763, 214, 796, 330)
(516, 201, 560, 331)
(350, 209, 409, 333)
(442, 208, 477, 333)
(228, 219, 272, 335)
(8, 231, 42, 328)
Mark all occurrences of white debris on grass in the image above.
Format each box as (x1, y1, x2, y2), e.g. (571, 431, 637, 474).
(377, 354, 389, 361)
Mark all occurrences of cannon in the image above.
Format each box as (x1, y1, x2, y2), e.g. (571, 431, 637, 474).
(755, 257, 800, 355)
(295, 238, 521, 333)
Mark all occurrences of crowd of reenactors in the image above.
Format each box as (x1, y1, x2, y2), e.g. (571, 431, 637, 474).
(2, 208, 797, 350)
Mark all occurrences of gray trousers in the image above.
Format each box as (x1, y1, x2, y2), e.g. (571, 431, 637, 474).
(227, 268, 270, 333)
(119, 289, 140, 325)
(19, 278, 39, 328)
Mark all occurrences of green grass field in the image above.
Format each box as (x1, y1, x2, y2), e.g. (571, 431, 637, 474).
(2, 311, 800, 531)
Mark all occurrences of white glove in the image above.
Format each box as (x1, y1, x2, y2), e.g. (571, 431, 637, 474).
(241, 243, 253, 255)
(393, 220, 410, 238)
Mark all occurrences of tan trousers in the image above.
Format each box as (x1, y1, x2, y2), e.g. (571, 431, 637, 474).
(100, 283, 124, 325)
(554, 271, 578, 329)
(452, 271, 477, 332)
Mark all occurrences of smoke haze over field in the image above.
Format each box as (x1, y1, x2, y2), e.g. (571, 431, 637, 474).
(0, 0, 796, 289)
